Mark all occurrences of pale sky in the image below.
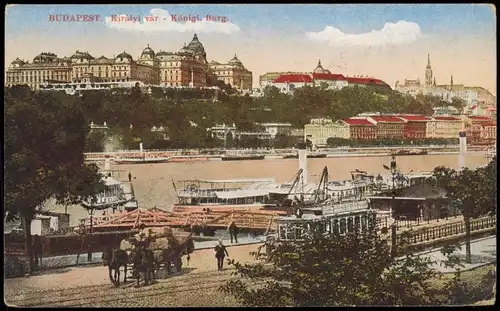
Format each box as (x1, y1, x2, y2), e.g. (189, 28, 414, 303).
(5, 4, 497, 94)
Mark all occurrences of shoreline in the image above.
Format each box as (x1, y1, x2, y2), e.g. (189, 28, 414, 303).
(84, 149, 490, 164)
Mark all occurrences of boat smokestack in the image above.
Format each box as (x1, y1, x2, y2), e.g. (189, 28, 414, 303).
(104, 156, 111, 171)
(298, 142, 308, 185)
(139, 143, 143, 153)
(459, 131, 467, 170)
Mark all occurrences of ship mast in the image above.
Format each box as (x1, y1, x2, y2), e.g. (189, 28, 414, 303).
(314, 166, 329, 202)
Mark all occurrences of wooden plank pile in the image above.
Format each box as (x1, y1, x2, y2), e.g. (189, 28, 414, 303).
(85, 207, 287, 232)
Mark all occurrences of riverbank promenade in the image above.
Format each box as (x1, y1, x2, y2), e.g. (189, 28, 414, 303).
(4, 236, 496, 307)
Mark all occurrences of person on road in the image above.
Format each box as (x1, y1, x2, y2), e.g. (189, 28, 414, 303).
(128, 172, 132, 182)
(229, 221, 239, 244)
(214, 240, 229, 272)
(33, 234, 42, 268)
(134, 223, 152, 249)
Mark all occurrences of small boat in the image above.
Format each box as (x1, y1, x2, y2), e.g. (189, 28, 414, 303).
(81, 176, 136, 211)
(307, 153, 327, 158)
(394, 149, 427, 156)
(113, 156, 170, 165)
(170, 156, 210, 162)
(221, 155, 265, 161)
(283, 151, 327, 159)
(409, 150, 428, 156)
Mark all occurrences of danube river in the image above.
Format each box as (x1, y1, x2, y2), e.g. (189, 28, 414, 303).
(47, 153, 490, 226)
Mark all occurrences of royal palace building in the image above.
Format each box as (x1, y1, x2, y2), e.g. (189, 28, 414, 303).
(6, 34, 252, 92)
(208, 54, 253, 92)
(261, 60, 391, 94)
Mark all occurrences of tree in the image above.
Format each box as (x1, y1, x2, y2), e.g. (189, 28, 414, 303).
(450, 97, 467, 113)
(427, 159, 497, 263)
(4, 87, 104, 273)
(219, 223, 453, 306)
(274, 134, 291, 149)
(84, 130, 106, 152)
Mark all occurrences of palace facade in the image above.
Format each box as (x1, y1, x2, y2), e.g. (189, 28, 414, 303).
(261, 60, 391, 94)
(6, 34, 252, 92)
(209, 55, 253, 92)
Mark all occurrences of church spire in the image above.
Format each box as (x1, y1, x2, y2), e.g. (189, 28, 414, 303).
(433, 77, 436, 86)
(425, 53, 433, 86)
(318, 59, 322, 67)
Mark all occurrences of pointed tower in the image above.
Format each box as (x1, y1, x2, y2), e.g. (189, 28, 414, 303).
(314, 59, 325, 73)
(425, 53, 433, 86)
(450, 75, 454, 91)
(433, 77, 436, 86)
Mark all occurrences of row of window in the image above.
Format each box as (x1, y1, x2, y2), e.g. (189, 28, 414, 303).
(278, 214, 373, 240)
(377, 125, 405, 129)
(7, 70, 70, 76)
(75, 65, 130, 73)
(7, 76, 68, 83)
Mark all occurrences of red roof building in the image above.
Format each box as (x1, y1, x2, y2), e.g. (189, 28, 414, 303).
(270, 71, 391, 91)
(481, 121, 497, 141)
(311, 73, 346, 81)
(397, 115, 431, 122)
(272, 74, 313, 83)
(342, 118, 375, 126)
(433, 116, 461, 121)
(367, 116, 406, 139)
(344, 77, 391, 89)
(342, 118, 376, 140)
(368, 116, 406, 123)
(397, 115, 431, 139)
(467, 116, 492, 122)
(428, 116, 464, 139)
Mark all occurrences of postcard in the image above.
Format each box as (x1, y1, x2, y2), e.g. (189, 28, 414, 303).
(4, 4, 496, 307)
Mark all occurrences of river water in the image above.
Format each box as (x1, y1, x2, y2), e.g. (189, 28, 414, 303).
(46, 154, 490, 226)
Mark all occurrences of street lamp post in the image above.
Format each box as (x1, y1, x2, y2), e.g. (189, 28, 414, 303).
(87, 201, 94, 262)
(383, 155, 398, 258)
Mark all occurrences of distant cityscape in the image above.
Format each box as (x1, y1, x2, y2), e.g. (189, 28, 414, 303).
(6, 35, 496, 114)
(199, 114, 496, 148)
(5, 34, 497, 147)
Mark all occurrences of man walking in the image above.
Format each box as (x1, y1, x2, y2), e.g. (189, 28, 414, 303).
(128, 172, 132, 182)
(229, 221, 239, 244)
(33, 234, 42, 268)
(214, 240, 229, 272)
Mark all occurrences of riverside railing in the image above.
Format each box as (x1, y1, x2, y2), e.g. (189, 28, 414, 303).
(395, 216, 496, 246)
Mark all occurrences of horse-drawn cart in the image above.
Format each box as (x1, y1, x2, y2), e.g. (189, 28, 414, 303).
(103, 228, 195, 287)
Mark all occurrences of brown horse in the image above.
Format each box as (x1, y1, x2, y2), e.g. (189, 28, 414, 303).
(133, 246, 155, 288)
(102, 248, 128, 286)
